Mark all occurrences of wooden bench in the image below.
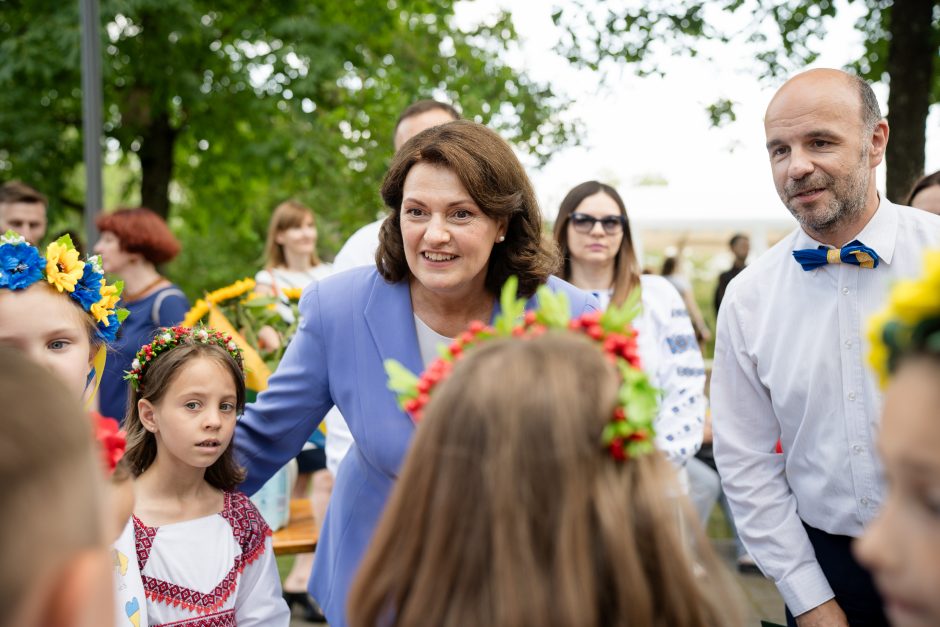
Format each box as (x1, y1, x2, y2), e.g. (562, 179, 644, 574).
(272, 498, 319, 556)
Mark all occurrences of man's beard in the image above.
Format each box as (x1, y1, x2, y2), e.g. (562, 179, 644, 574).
(781, 157, 870, 235)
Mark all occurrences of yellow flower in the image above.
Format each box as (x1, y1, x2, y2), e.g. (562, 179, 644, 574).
(866, 308, 893, 388)
(867, 249, 940, 388)
(206, 278, 256, 304)
(282, 287, 303, 301)
(44, 240, 84, 293)
(182, 299, 211, 326)
(90, 282, 120, 323)
(888, 278, 940, 325)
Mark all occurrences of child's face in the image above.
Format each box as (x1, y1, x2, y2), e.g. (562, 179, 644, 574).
(855, 359, 940, 627)
(142, 356, 238, 470)
(0, 284, 94, 399)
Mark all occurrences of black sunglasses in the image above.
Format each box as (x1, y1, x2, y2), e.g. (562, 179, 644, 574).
(568, 212, 626, 235)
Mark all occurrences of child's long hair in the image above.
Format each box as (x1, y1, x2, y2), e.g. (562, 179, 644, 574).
(349, 334, 741, 627)
(123, 341, 246, 491)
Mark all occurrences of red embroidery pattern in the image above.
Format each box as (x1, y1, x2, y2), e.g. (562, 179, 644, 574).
(134, 517, 158, 572)
(153, 609, 236, 626)
(135, 491, 273, 615)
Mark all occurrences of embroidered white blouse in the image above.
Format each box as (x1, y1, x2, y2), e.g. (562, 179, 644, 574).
(133, 491, 289, 627)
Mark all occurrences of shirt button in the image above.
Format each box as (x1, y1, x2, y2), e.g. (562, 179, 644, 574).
(848, 392, 856, 401)
(844, 339, 852, 349)
(860, 497, 870, 506)
(853, 445, 864, 454)
(842, 287, 849, 295)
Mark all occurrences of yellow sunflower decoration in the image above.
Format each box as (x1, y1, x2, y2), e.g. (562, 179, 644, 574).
(867, 250, 940, 387)
(182, 278, 305, 393)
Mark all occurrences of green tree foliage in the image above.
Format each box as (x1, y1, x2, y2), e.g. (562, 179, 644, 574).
(0, 0, 577, 296)
(553, 0, 940, 202)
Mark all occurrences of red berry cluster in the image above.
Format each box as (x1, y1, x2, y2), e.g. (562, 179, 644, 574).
(606, 405, 651, 461)
(567, 311, 642, 369)
(404, 320, 494, 422)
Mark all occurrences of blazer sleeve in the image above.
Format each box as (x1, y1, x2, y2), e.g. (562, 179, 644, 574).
(235, 282, 335, 494)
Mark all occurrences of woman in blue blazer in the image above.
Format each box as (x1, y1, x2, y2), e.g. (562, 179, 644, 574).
(235, 120, 597, 626)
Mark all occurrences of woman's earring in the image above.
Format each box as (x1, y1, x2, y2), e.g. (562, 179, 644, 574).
(497, 235, 505, 243)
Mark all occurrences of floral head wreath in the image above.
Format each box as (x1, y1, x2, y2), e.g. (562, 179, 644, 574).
(124, 325, 245, 391)
(385, 277, 660, 462)
(868, 250, 940, 387)
(0, 231, 128, 342)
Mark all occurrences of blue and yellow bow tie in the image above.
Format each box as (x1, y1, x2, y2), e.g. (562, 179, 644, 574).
(792, 239, 880, 271)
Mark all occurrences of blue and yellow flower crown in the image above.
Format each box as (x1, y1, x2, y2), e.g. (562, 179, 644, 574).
(868, 250, 940, 387)
(0, 231, 128, 342)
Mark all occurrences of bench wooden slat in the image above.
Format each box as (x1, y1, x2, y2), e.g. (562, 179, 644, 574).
(272, 498, 319, 556)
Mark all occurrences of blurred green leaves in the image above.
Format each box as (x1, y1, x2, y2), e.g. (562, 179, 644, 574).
(0, 0, 577, 296)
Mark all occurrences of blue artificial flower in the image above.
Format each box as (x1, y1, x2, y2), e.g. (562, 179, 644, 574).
(97, 312, 121, 343)
(72, 267, 104, 310)
(0, 243, 44, 290)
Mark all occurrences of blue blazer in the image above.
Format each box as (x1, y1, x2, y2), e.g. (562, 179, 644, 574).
(235, 267, 597, 626)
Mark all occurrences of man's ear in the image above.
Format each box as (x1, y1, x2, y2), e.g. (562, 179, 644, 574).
(868, 119, 889, 168)
(41, 549, 114, 627)
(138, 398, 158, 433)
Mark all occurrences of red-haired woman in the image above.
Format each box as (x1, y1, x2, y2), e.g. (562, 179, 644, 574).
(93, 207, 189, 422)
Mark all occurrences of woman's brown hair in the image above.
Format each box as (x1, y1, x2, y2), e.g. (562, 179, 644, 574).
(553, 181, 641, 306)
(262, 200, 322, 269)
(96, 207, 181, 265)
(377, 120, 558, 298)
(906, 169, 940, 206)
(348, 334, 741, 627)
(122, 340, 246, 491)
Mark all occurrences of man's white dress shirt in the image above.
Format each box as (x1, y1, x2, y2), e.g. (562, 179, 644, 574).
(712, 199, 940, 615)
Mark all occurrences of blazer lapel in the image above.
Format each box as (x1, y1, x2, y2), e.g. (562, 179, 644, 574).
(363, 276, 423, 378)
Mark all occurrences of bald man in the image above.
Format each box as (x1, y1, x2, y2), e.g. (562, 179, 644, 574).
(712, 69, 940, 627)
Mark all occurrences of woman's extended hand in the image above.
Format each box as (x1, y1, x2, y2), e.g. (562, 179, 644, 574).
(257, 325, 281, 352)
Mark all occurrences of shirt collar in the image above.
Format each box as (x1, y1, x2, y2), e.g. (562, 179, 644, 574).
(792, 195, 898, 265)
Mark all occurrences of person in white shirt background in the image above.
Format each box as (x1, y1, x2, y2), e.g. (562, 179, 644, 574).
(712, 68, 940, 627)
(325, 99, 460, 478)
(551, 180, 706, 471)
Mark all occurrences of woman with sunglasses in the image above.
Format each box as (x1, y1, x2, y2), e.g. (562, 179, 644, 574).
(553, 181, 705, 470)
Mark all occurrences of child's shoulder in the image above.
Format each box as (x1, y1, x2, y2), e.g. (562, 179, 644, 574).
(221, 491, 272, 561)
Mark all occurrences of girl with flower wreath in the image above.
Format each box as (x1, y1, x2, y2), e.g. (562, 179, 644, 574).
(122, 326, 290, 626)
(855, 251, 940, 626)
(0, 231, 147, 627)
(350, 328, 742, 627)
